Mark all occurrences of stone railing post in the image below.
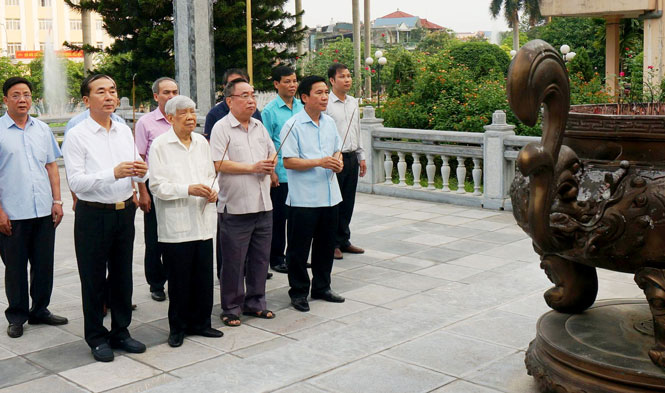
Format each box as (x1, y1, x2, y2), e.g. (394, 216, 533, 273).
(359, 106, 384, 192)
(482, 110, 515, 210)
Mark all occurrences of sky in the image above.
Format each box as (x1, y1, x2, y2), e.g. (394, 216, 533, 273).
(283, 0, 511, 34)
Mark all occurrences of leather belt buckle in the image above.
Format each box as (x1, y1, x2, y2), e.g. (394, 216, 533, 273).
(115, 201, 125, 210)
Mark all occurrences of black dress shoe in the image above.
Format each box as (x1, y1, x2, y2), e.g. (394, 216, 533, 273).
(109, 337, 146, 353)
(168, 332, 185, 348)
(151, 290, 166, 302)
(187, 327, 223, 338)
(91, 343, 114, 362)
(311, 290, 345, 303)
(271, 263, 288, 274)
(267, 272, 273, 280)
(28, 313, 68, 326)
(7, 323, 23, 338)
(291, 297, 310, 312)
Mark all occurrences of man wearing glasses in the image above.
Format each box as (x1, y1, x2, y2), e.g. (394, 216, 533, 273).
(210, 79, 277, 327)
(0, 77, 68, 338)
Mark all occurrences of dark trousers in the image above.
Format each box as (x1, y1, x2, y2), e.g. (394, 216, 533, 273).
(286, 206, 338, 299)
(220, 210, 272, 316)
(269, 183, 288, 267)
(335, 152, 359, 248)
(216, 214, 223, 280)
(0, 215, 55, 325)
(74, 202, 136, 348)
(161, 240, 213, 334)
(144, 180, 166, 292)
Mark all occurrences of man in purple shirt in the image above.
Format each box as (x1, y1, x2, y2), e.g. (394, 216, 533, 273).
(135, 77, 178, 302)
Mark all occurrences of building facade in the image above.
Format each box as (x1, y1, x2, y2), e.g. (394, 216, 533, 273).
(0, 0, 114, 61)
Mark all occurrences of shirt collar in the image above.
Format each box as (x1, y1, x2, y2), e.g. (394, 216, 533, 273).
(329, 91, 346, 103)
(1, 113, 35, 130)
(276, 95, 301, 109)
(166, 127, 199, 149)
(84, 115, 118, 134)
(152, 108, 169, 123)
(299, 109, 322, 125)
(228, 112, 257, 131)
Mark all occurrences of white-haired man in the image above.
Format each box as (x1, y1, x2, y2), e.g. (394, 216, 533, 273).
(149, 95, 223, 347)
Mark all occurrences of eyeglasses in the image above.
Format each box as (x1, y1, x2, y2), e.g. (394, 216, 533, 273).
(8, 94, 32, 101)
(230, 93, 256, 101)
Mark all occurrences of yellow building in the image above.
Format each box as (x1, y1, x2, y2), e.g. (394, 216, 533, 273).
(0, 0, 114, 62)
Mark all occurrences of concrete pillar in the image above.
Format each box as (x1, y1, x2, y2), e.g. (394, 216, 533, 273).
(643, 0, 665, 90)
(173, 0, 215, 115)
(482, 110, 516, 210)
(359, 106, 384, 192)
(363, 0, 371, 100)
(352, 0, 362, 98)
(605, 17, 621, 98)
(295, 0, 303, 56)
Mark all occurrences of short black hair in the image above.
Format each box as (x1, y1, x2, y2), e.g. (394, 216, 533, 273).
(80, 74, 116, 97)
(222, 68, 249, 85)
(3, 77, 33, 96)
(297, 75, 327, 99)
(327, 63, 349, 80)
(271, 65, 295, 83)
(223, 78, 249, 99)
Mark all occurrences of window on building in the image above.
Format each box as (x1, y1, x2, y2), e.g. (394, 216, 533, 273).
(5, 19, 20, 30)
(39, 19, 52, 31)
(7, 43, 21, 57)
(96, 42, 104, 49)
(96, 20, 103, 31)
(5, 0, 19, 6)
(39, 42, 46, 51)
(70, 20, 82, 30)
(70, 42, 82, 47)
(40, 0, 51, 7)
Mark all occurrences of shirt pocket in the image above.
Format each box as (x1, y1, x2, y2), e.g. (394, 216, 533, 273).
(31, 142, 48, 165)
(164, 206, 192, 234)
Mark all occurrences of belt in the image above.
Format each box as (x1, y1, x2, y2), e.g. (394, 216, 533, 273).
(78, 197, 133, 210)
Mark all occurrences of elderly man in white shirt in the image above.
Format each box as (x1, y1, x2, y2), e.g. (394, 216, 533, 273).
(148, 95, 223, 348)
(63, 74, 148, 362)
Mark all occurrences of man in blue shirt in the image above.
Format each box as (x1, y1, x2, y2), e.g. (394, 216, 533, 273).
(261, 66, 303, 274)
(280, 75, 345, 312)
(0, 77, 68, 338)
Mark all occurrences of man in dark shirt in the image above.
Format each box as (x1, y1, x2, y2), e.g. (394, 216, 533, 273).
(203, 68, 262, 140)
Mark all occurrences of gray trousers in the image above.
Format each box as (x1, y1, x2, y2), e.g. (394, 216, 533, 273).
(219, 210, 272, 316)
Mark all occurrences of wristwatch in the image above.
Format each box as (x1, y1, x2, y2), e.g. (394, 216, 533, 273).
(53, 200, 63, 205)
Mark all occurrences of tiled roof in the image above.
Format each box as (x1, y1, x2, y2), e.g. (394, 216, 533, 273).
(380, 10, 415, 18)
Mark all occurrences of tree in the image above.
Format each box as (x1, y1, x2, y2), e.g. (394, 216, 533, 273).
(416, 30, 458, 53)
(65, 0, 305, 102)
(489, 0, 541, 51)
(448, 41, 511, 78)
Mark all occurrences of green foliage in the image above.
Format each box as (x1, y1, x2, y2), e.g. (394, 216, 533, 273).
(66, 0, 304, 101)
(415, 30, 458, 53)
(569, 71, 612, 105)
(628, 52, 644, 102)
(0, 56, 85, 103)
(386, 47, 416, 98)
(0, 57, 27, 95)
(567, 47, 594, 82)
(304, 38, 356, 79)
(448, 41, 511, 78)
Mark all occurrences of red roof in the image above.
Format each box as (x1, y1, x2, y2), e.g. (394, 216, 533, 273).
(380, 10, 415, 18)
(420, 18, 444, 30)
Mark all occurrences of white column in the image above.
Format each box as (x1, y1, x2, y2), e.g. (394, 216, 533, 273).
(456, 156, 467, 194)
(397, 152, 407, 186)
(472, 158, 482, 196)
(482, 110, 516, 209)
(412, 153, 422, 189)
(426, 154, 436, 190)
(440, 155, 450, 192)
(383, 151, 393, 184)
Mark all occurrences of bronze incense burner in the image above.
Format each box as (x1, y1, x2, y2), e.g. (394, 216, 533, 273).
(509, 40, 665, 392)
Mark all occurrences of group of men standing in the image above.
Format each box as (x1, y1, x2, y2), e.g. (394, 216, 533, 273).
(0, 62, 366, 362)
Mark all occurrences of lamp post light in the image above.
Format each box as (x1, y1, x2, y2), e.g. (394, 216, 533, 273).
(560, 44, 576, 62)
(365, 50, 388, 109)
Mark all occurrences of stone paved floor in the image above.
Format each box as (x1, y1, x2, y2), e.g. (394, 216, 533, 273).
(0, 170, 646, 392)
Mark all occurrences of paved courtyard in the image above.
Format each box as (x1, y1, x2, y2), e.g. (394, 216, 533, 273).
(0, 169, 645, 393)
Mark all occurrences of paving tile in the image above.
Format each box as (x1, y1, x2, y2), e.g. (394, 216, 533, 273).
(232, 336, 296, 358)
(394, 211, 442, 221)
(409, 247, 470, 264)
(24, 340, 95, 373)
(105, 374, 180, 393)
(310, 355, 453, 393)
(0, 325, 80, 355)
(0, 346, 15, 360)
(168, 354, 241, 378)
(425, 281, 526, 310)
(380, 273, 451, 292)
(307, 298, 374, 320)
(374, 256, 437, 272)
(452, 209, 502, 219)
(442, 239, 499, 253)
(430, 380, 502, 393)
(0, 357, 49, 389)
(128, 341, 222, 371)
(0, 375, 87, 393)
(129, 323, 169, 348)
(415, 263, 483, 282)
(131, 299, 170, 323)
(466, 352, 538, 392)
(362, 237, 431, 256)
(428, 215, 478, 226)
(478, 244, 539, 263)
(459, 220, 512, 231)
(187, 324, 278, 352)
(404, 233, 457, 246)
(336, 265, 402, 283)
(447, 254, 514, 271)
(244, 309, 327, 335)
(497, 292, 551, 319)
(470, 231, 527, 245)
(60, 356, 161, 392)
(444, 309, 537, 350)
(384, 331, 516, 377)
(272, 382, 331, 393)
(597, 278, 645, 300)
(286, 320, 347, 341)
(341, 284, 411, 305)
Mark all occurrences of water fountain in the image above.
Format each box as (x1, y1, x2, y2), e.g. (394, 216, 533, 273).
(41, 36, 69, 118)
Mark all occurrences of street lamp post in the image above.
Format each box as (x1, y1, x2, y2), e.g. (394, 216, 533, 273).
(365, 50, 387, 109)
(560, 44, 576, 62)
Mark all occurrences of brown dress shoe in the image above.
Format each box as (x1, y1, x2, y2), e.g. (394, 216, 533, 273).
(341, 244, 364, 254)
(334, 248, 343, 259)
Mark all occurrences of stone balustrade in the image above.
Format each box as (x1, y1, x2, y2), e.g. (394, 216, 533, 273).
(360, 106, 539, 211)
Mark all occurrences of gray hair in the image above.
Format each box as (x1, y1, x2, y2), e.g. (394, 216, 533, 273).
(152, 77, 177, 94)
(164, 95, 196, 116)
